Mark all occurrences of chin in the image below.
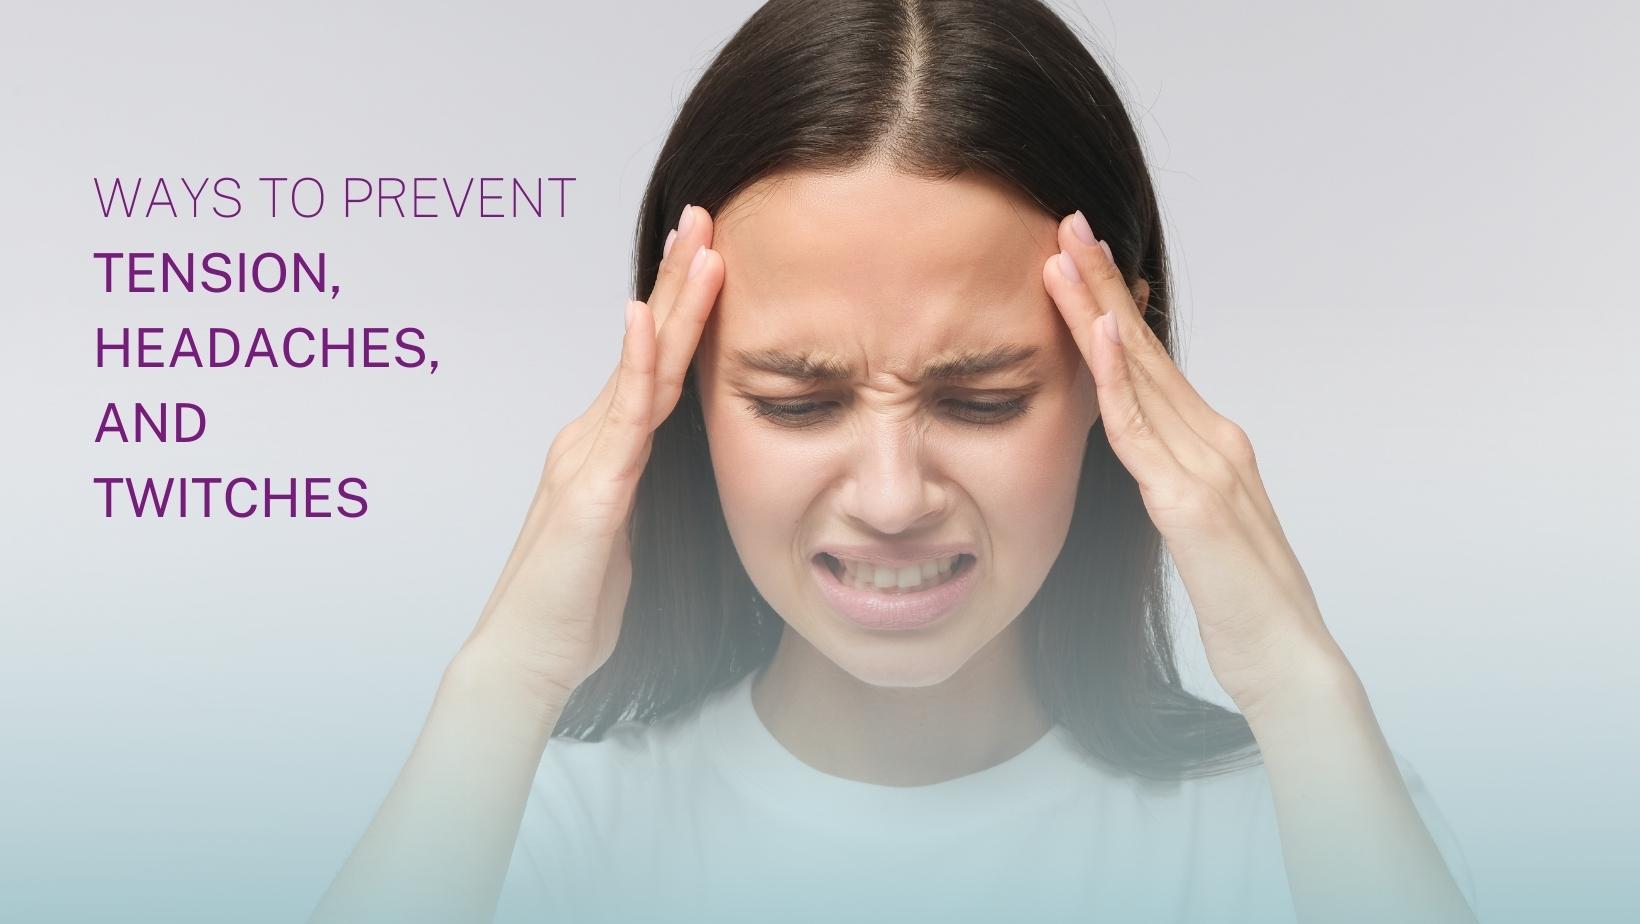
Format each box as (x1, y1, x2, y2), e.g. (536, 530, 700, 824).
(812, 631, 975, 689)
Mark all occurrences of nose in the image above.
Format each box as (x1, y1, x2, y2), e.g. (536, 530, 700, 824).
(837, 418, 948, 536)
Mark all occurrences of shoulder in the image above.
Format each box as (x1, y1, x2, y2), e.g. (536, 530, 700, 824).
(499, 717, 675, 924)
(529, 695, 720, 820)
(500, 699, 719, 920)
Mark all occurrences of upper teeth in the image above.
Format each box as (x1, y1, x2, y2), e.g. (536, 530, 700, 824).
(833, 554, 963, 592)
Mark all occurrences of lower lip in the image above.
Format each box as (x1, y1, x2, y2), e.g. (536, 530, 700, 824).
(810, 554, 978, 631)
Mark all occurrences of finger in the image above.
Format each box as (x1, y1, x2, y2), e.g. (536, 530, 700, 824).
(1054, 214, 1226, 440)
(568, 240, 722, 462)
(580, 299, 659, 493)
(549, 333, 626, 478)
(646, 204, 715, 329)
(648, 244, 722, 429)
(563, 215, 701, 464)
(556, 204, 712, 441)
(1049, 215, 1277, 515)
(1093, 308, 1244, 500)
(1041, 252, 1105, 387)
(1078, 265, 1306, 609)
(1044, 248, 1211, 472)
(1085, 309, 1192, 498)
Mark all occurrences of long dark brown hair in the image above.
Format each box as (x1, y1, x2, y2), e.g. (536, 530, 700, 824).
(553, 0, 1261, 780)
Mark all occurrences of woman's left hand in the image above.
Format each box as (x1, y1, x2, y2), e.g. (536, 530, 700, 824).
(1041, 210, 1348, 720)
(1042, 214, 1480, 924)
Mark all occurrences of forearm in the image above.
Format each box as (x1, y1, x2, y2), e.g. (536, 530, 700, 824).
(1244, 649, 1477, 924)
(309, 641, 568, 924)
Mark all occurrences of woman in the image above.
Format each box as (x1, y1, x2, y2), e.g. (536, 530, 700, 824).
(312, 1, 1478, 921)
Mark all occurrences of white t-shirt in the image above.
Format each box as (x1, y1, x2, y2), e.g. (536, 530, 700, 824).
(495, 670, 1477, 923)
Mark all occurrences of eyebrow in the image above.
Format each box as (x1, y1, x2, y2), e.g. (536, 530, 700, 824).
(728, 343, 1040, 382)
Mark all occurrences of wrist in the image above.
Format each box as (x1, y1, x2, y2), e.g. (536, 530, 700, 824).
(1237, 637, 1370, 739)
(444, 636, 577, 735)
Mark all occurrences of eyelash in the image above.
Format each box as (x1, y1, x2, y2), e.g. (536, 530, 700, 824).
(745, 396, 1033, 427)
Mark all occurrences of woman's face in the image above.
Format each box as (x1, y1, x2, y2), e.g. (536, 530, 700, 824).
(695, 165, 1098, 688)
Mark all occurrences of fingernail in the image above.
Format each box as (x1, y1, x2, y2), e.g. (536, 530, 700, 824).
(663, 228, 677, 259)
(625, 300, 636, 331)
(678, 203, 696, 235)
(688, 244, 708, 280)
(1057, 251, 1081, 283)
(1071, 210, 1096, 246)
(1098, 239, 1115, 267)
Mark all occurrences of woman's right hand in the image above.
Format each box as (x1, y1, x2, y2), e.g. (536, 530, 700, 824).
(309, 211, 721, 924)
(466, 205, 723, 705)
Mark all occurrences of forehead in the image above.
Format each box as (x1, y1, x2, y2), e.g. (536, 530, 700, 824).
(706, 165, 1061, 382)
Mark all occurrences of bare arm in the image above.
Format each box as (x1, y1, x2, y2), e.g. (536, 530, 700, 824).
(307, 204, 724, 924)
(308, 642, 566, 924)
(1245, 648, 1479, 924)
(1040, 214, 1477, 923)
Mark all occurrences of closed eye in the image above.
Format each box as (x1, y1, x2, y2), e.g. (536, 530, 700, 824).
(745, 395, 1033, 428)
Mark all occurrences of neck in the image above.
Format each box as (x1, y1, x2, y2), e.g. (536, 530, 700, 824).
(749, 616, 1052, 787)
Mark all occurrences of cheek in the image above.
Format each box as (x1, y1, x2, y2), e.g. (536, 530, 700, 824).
(701, 399, 829, 554)
(960, 406, 1088, 568)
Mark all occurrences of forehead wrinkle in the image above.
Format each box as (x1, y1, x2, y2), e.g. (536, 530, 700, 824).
(728, 343, 1041, 384)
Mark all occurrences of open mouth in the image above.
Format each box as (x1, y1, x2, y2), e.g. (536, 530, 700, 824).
(809, 550, 980, 630)
(816, 552, 976, 595)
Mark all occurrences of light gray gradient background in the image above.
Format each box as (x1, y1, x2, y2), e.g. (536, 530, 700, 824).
(1, 1, 1634, 922)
